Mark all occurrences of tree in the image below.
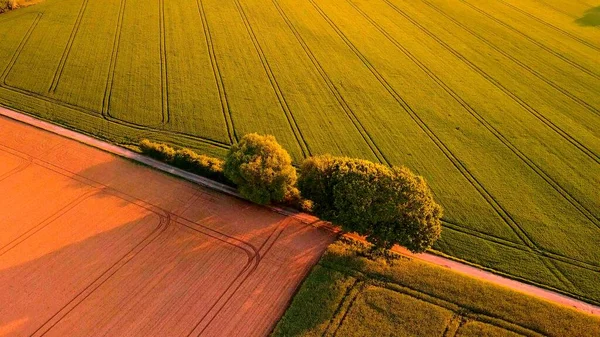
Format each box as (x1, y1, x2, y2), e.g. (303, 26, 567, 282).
(224, 133, 297, 205)
(298, 155, 442, 253)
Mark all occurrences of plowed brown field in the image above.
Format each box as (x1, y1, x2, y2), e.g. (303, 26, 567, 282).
(0, 116, 335, 337)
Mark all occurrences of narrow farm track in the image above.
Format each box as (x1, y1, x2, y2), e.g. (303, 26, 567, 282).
(270, 0, 388, 165)
(1, 108, 598, 319)
(0, 0, 598, 306)
(309, 0, 597, 292)
(458, 0, 600, 80)
(496, 0, 600, 51)
(346, 0, 600, 229)
(196, 0, 236, 143)
(423, 0, 600, 116)
(48, 0, 90, 93)
(383, 0, 600, 164)
(0, 112, 335, 337)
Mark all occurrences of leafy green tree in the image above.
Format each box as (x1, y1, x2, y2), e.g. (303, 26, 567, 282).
(298, 155, 442, 253)
(224, 133, 297, 205)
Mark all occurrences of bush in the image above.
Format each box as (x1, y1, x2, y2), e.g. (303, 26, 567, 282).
(139, 139, 176, 162)
(138, 139, 228, 185)
(298, 155, 442, 253)
(224, 133, 297, 205)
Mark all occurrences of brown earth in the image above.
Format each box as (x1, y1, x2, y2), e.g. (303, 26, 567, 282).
(0, 116, 335, 337)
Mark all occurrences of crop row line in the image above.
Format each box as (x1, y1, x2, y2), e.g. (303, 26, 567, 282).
(497, 0, 600, 52)
(378, 0, 600, 272)
(321, 264, 552, 337)
(270, 0, 388, 165)
(442, 224, 599, 273)
(0, 13, 42, 85)
(49, 0, 90, 93)
(354, 0, 600, 227)
(231, 0, 310, 158)
(159, 0, 170, 124)
(309, 0, 539, 251)
(321, 279, 362, 337)
(311, 0, 598, 287)
(380, 282, 548, 337)
(0, 10, 229, 149)
(458, 0, 600, 80)
(424, 0, 599, 116)
(531, 0, 579, 19)
(197, 0, 236, 144)
(384, 0, 599, 164)
(102, 0, 126, 119)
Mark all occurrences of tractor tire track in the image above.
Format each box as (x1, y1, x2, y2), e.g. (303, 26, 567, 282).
(197, 0, 236, 144)
(231, 0, 311, 158)
(271, 0, 388, 165)
(102, 0, 126, 120)
(159, 0, 169, 124)
(497, 0, 600, 52)
(309, 0, 596, 288)
(458, 0, 600, 80)
(0, 13, 43, 85)
(0, 4, 229, 150)
(384, 0, 600, 164)
(424, 0, 600, 116)
(310, 0, 540, 249)
(186, 217, 289, 336)
(49, 0, 90, 93)
(350, 0, 600, 228)
(0, 189, 100, 257)
(31, 209, 171, 337)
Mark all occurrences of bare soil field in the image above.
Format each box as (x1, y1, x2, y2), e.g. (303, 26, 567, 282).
(0, 115, 335, 337)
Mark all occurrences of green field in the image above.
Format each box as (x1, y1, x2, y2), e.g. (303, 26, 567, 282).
(272, 240, 600, 337)
(0, 0, 598, 303)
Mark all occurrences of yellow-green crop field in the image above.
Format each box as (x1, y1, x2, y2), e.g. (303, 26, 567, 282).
(0, 0, 598, 303)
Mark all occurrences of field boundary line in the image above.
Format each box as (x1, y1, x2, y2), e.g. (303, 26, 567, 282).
(232, 0, 310, 158)
(349, 0, 600, 228)
(382, 0, 599, 164)
(159, 0, 169, 124)
(196, 0, 236, 144)
(424, 0, 599, 116)
(457, 0, 600, 80)
(1, 107, 599, 315)
(497, 0, 600, 52)
(271, 0, 388, 165)
(49, 0, 90, 93)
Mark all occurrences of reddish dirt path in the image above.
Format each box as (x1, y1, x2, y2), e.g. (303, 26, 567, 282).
(0, 115, 335, 337)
